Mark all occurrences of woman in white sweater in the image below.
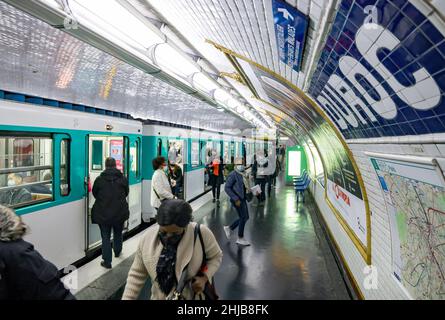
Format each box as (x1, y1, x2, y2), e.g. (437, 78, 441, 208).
(122, 199, 223, 300)
(150, 156, 175, 210)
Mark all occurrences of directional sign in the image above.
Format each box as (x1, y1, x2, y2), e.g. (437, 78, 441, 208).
(272, 0, 309, 72)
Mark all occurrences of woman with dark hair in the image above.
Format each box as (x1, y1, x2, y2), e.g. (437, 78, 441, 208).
(151, 156, 175, 211)
(207, 156, 224, 205)
(122, 199, 223, 300)
(0, 205, 75, 300)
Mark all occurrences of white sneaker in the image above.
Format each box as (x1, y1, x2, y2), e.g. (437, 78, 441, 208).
(236, 238, 251, 246)
(223, 226, 232, 240)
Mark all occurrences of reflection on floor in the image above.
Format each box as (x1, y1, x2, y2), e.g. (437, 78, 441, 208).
(119, 175, 351, 300)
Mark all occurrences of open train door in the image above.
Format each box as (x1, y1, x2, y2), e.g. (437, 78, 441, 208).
(85, 135, 128, 253)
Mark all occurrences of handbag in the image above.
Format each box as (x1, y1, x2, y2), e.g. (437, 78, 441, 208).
(245, 192, 253, 202)
(195, 224, 219, 300)
(168, 224, 219, 300)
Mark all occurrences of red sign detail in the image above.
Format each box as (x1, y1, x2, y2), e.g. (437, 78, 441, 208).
(334, 184, 351, 206)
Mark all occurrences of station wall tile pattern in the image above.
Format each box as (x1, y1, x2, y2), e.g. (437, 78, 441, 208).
(308, 0, 445, 139)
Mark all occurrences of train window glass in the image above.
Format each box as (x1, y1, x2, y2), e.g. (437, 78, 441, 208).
(60, 139, 70, 196)
(0, 135, 53, 209)
(130, 139, 140, 178)
(191, 141, 199, 167)
(157, 139, 162, 156)
(91, 140, 103, 171)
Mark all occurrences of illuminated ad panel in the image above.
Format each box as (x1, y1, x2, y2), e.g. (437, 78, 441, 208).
(308, 0, 445, 139)
(217, 48, 370, 261)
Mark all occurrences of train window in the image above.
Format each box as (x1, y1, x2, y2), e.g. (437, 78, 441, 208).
(60, 139, 70, 196)
(0, 135, 53, 209)
(91, 140, 103, 171)
(157, 139, 162, 156)
(130, 139, 140, 178)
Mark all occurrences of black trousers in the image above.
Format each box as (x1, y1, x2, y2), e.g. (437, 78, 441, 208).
(212, 184, 221, 199)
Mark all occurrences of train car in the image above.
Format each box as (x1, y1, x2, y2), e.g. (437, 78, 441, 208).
(0, 97, 142, 269)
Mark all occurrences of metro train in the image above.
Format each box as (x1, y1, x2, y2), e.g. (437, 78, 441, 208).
(0, 93, 271, 269)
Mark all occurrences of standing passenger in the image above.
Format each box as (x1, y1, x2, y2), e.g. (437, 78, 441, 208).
(151, 156, 175, 211)
(208, 156, 224, 205)
(224, 157, 251, 246)
(92, 157, 129, 269)
(0, 205, 75, 300)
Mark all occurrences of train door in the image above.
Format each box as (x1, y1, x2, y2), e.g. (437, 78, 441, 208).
(167, 139, 184, 199)
(85, 135, 128, 252)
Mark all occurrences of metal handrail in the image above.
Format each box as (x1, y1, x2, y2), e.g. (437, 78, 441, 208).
(0, 180, 52, 193)
(0, 165, 52, 175)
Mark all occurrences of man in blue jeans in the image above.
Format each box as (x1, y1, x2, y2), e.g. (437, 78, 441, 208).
(224, 157, 250, 246)
(92, 157, 129, 269)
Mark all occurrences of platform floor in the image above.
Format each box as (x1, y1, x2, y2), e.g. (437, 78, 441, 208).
(77, 175, 351, 300)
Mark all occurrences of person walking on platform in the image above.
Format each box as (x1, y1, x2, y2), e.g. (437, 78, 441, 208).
(122, 199, 222, 300)
(272, 156, 282, 187)
(208, 156, 224, 205)
(92, 157, 129, 269)
(224, 157, 251, 246)
(0, 205, 75, 300)
(255, 151, 269, 205)
(151, 156, 175, 211)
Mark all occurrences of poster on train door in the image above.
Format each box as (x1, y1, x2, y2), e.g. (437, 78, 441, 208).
(110, 140, 124, 172)
(370, 156, 445, 300)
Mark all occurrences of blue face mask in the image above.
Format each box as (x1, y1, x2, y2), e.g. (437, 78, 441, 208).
(236, 165, 245, 172)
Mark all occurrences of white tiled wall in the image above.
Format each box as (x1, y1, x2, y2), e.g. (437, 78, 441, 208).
(311, 141, 445, 299)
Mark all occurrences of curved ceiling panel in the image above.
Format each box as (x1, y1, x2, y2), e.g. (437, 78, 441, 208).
(0, 1, 252, 132)
(214, 43, 370, 262)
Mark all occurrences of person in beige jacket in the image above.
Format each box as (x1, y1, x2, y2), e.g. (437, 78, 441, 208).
(122, 199, 223, 300)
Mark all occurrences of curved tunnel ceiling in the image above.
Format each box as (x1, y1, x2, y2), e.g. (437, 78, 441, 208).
(0, 1, 253, 133)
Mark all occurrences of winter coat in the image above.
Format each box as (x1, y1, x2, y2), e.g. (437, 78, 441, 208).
(122, 222, 222, 300)
(0, 239, 75, 300)
(151, 169, 174, 209)
(92, 168, 129, 226)
(224, 170, 246, 202)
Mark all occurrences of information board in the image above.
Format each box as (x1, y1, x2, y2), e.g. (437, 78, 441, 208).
(370, 155, 445, 300)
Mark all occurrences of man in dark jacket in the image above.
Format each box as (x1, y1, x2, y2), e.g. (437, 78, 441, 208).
(92, 157, 129, 269)
(0, 205, 75, 300)
(224, 157, 250, 246)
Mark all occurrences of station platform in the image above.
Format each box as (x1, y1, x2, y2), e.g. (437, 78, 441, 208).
(69, 176, 353, 300)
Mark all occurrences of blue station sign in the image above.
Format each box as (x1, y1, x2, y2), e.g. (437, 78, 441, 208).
(272, 0, 309, 72)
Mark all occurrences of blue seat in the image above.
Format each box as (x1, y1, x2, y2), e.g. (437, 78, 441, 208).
(5, 93, 25, 102)
(293, 171, 310, 204)
(43, 99, 59, 107)
(60, 103, 73, 110)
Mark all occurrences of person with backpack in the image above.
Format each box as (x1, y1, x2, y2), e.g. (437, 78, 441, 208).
(92, 157, 129, 269)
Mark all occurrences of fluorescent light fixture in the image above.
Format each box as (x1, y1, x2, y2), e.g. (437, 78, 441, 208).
(69, 0, 164, 51)
(153, 43, 200, 78)
(280, 137, 290, 141)
(191, 72, 219, 93)
(40, 0, 62, 10)
(213, 89, 231, 105)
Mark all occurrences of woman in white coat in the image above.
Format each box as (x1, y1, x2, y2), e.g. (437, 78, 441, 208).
(122, 199, 223, 300)
(151, 156, 175, 211)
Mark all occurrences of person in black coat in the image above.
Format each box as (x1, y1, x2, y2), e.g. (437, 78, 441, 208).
(0, 205, 75, 300)
(92, 157, 129, 269)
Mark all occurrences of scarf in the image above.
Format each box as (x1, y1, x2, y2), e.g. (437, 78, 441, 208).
(156, 241, 179, 295)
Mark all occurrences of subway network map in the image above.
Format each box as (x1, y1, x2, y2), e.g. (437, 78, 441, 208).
(371, 157, 445, 300)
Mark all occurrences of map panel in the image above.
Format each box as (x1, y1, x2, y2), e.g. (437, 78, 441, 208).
(371, 157, 445, 300)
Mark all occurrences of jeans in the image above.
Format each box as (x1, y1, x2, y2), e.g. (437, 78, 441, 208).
(99, 223, 124, 267)
(212, 184, 221, 200)
(230, 199, 249, 238)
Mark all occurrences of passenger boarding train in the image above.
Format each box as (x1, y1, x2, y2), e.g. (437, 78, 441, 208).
(0, 95, 271, 269)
